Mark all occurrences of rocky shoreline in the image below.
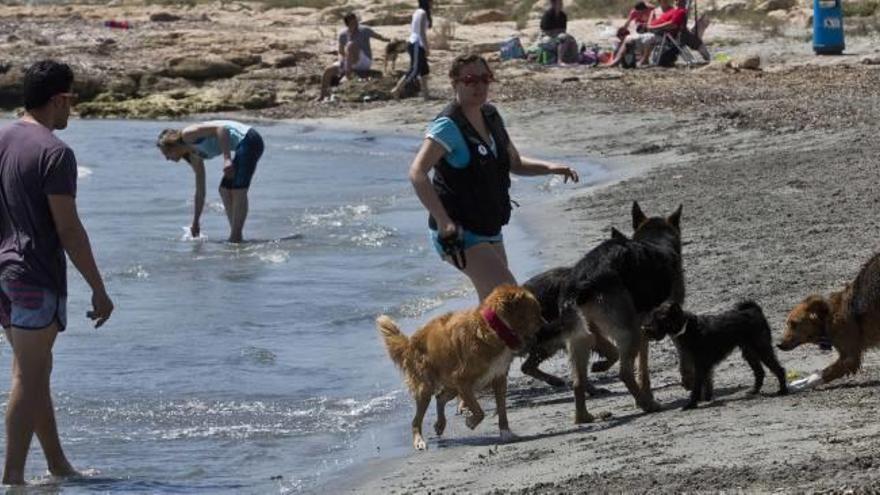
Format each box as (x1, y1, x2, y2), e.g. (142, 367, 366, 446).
(4, 0, 880, 123)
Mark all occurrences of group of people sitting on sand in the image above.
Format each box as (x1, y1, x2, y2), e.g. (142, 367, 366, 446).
(316, 0, 713, 103)
(535, 0, 711, 67)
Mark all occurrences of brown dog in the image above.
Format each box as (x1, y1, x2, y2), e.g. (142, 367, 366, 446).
(377, 285, 543, 450)
(779, 252, 880, 389)
(383, 39, 407, 74)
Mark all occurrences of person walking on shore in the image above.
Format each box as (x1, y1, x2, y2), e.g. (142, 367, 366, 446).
(0, 60, 114, 485)
(392, 0, 432, 99)
(156, 120, 264, 243)
(408, 54, 579, 301)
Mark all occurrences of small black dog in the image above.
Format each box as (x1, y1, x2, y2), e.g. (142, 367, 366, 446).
(643, 300, 788, 410)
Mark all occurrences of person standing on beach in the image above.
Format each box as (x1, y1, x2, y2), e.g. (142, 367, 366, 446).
(540, 0, 568, 37)
(392, 0, 432, 99)
(0, 60, 114, 485)
(156, 120, 264, 243)
(408, 54, 579, 301)
(318, 12, 392, 101)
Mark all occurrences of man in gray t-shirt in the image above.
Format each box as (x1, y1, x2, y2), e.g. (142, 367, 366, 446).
(0, 60, 113, 486)
(318, 12, 390, 101)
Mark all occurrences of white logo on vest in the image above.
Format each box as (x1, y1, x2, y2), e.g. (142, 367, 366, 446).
(477, 144, 489, 156)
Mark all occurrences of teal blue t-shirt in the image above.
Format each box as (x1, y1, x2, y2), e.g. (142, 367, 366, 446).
(426, 116, 498, 169)
(191, 120, 252, 160)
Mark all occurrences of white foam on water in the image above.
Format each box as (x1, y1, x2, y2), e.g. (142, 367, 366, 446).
(255, 250, 289, 264)
(77, 166, 93, 179)
(349, 226, 395, 248)
(61, 391, 406, 443)
(120, 264, 149, 279)
(180, 226, 207, 242)
(301, 204, 372, 227)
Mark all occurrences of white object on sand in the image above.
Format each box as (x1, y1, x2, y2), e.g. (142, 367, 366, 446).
(789, 372, 822, 391)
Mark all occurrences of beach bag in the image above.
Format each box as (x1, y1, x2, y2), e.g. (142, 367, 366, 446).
(500, 36, 526, 61)
(578, 44, 599, 65)
(657, 43, 679, 67)
(537, 36, 559, 65)
(579, 47, 599, 66)
(557, 33, 580, 64)
(621, 45, 637, 69)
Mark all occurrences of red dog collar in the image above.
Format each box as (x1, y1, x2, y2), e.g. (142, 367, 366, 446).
(481, 307, 521, 349)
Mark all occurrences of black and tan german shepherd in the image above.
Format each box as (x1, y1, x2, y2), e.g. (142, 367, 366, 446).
(522, 202, 684, 423)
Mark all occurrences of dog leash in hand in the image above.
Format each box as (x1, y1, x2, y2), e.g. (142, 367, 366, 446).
(439, 226, 467, 270)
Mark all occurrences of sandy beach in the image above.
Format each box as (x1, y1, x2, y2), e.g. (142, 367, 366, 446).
(4, 0, 880, 491)
(318, 69, 880, 494)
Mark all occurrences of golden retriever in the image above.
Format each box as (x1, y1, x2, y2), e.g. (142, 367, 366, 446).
(376, 285, 543, 450)
(779, 252, 880, 389)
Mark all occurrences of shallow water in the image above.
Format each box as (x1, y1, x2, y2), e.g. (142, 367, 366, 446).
(0, 118, 607, 493)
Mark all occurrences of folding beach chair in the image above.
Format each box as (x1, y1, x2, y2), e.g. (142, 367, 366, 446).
(648, 0, 700, 68)
(650, 30, 698, 67)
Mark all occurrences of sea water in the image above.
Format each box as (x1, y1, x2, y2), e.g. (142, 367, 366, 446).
(0, 118, 608, 493)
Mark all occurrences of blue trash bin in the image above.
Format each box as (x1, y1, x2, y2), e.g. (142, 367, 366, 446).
(813, 0, 845, 55)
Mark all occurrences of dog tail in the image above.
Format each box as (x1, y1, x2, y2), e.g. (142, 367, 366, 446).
(735, 300, 763, 314)
(376, 315, 411, 371)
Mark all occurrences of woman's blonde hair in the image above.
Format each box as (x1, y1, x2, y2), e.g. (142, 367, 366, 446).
(156, 128, 194, 163)
(156, 128, 184, 149)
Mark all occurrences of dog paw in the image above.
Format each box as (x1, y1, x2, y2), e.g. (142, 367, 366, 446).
(546, 376, 567, 388)
(591, 360, 616, 373)
(574, 411, 595, 424)
(640, 400, 663, 413)
(433, 419, 447, 437)
(499, 429, 518, 442)
(587, 386, 611, 397)
(465, 413, 485, 430)
(413, 435, 427, 451)
(681, 402, 698, 411)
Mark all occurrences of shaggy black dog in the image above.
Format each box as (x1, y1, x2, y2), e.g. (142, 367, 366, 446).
(522, 202, 685, 423)
(644, 300, 788, 410)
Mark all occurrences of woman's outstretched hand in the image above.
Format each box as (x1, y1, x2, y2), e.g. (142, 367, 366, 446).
(555, 165, 579, 183)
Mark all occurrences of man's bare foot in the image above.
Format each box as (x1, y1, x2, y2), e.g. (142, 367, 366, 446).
(48, 462, 81, 479)
(2, 472, 26, 485)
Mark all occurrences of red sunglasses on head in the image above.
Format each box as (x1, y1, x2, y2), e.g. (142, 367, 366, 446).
(456, 73, 495, 86)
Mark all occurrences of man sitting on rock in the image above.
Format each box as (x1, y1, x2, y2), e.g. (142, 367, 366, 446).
(318, 12, 390, 102)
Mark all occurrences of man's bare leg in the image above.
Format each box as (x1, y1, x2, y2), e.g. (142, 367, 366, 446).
(4, 323, 76, 485)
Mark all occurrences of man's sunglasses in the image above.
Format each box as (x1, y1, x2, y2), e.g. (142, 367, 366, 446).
(455, 74, 495, 86)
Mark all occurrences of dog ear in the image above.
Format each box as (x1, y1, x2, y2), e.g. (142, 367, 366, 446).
(805, 295, 830, 320)
(610, 227, 628, 241)
(667, 204, 683, 230)
(632, 201, 647, 230)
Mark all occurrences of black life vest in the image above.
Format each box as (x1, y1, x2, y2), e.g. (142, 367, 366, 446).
(429, 103, 512, 236)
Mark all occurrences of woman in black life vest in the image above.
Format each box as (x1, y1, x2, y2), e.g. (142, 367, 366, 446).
(408, 54, 579, 301)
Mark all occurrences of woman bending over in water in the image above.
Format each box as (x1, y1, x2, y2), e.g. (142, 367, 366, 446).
(157, 120, 264, 243)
